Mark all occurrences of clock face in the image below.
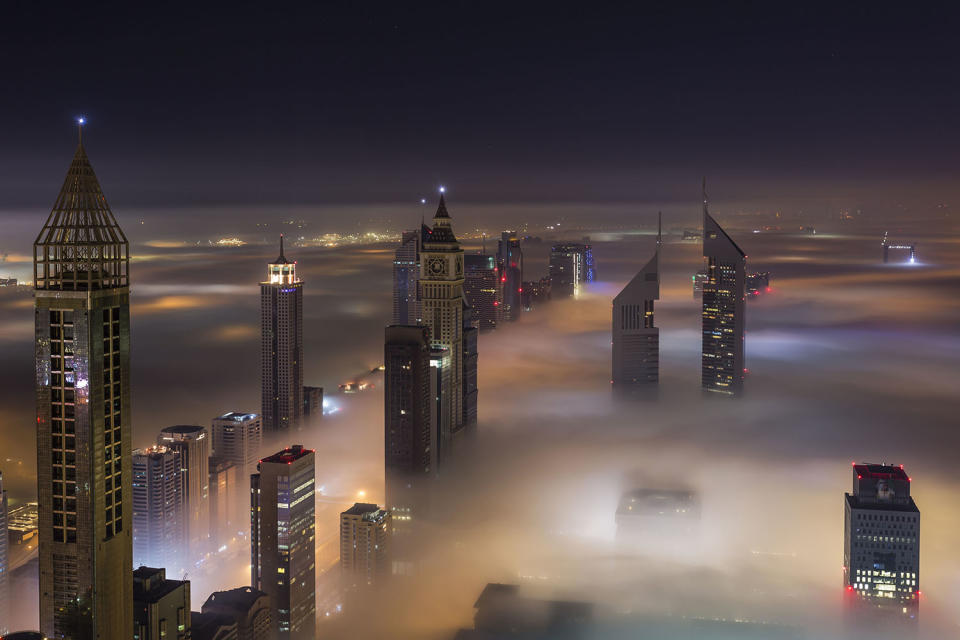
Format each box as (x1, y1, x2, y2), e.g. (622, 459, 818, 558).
(427, 257, 447, 276)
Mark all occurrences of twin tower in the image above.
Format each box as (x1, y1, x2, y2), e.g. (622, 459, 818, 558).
(612, 184, 746, 396)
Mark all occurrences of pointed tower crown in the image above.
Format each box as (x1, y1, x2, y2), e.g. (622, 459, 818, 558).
(267, 235, 298, 285)
(426, 193, 458, 245)
(34, 141, 129, 291)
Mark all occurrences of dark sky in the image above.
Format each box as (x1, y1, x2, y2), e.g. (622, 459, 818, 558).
(3, 3, 960, 207)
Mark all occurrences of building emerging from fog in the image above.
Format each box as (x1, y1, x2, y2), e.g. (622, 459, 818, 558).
(132, 446, 186, 573)
(201, 586, 272, 640)
(339, 503, 391, 588)
(701, 182, 746, 395)
(208, 458, 242, 544)
(159, 425, 210, 557)
(251, 445, 315, 640)
(392, 225, 431, 325)
(133, 566, 191, 640)
(0, 471, 7, 636)
(260, 236, 303, 433)
(496, 232, 523, 321)
(549, 242, 595, 298)
(462, 302, 479, 427)
(612, 216, 661, 390)
(211, 412, 262, 475)
(463, 253, 501, 330)
(844, 463, 920, 620)
(419, 193, 466, 434)
(33, 133, 133, 640)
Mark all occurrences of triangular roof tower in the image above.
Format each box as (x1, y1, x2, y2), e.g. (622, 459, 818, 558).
(426, 192, 458, 245)
(702, 178, 745, 259)
(34, 137, 129, 291)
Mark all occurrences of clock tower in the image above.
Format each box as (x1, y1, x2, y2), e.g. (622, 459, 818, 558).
(419, 191, 466, 436)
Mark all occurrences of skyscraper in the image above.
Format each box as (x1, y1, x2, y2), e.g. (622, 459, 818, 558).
(701, 181, 746, 395)
(463, 253, 501, 330)
(612, 215, 661, 390)
(0, 471, 8, 636)
(133, 566, 191, 640)
(419, 192, 466, 434)
(132, 446, 186, 573)
(260, 237, 303, 433)
(549, 243, 594, 298)
(496, 232, 523, 321)
(201, 587, 272, 640)
(462, 301, 479, 426)
(843, 463, 920, 620)
(208, 458, 242, 544)
(429, 347, 453, 467)
(211, 412, 262, 475)
(250, 445, 316, 640)
(392, 226, 430, 325)
(384, 325, 433, 521)
(339, 503, 392, 588)
(34, 130, 133, 640)
(159, 425, 210, 557)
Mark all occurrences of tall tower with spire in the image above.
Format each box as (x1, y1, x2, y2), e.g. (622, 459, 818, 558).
(612, 212, 661, 390)
(419, 191, 466, 436)
(701, 180, 746, 395)
(33, 123, 134, 640)
(260, 236, 304, 432)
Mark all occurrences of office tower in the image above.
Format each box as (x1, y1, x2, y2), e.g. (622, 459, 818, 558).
(208, 458, 242, 544)
(843, 463, 920, 620)
(701, 181, 746, 395)
(190, 612, 238, 640)
(132, 446, 186, 572)
(419, 193, 466, 433)
(211, 412, 262, 475)
(384, 326, 433, 519)
(260, 236, 304, 433)
(429, 347, 452, 466)
(463, 253, 501, 330)
(0, 471, 7, 636)
(250, 445, 315, 640)
(462, 301, 479, 426)
(201, 587, 272, 640)
(159, 425, 210, 555)
(301, 386, 323, 423)
(33, 132, 133, 640)
(339, 503, 391, 588)
(392, 227, 430, 325)
(133, 567, 191, 640)
(496, 232, 523, 321)
(612, 216, 661, 390)
(520, 276, 552, 311)
(746, 271, 771, 298)
(549, 243, 594, 298)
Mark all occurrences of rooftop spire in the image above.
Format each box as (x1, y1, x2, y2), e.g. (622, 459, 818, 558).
(434, 192, 450, 219)
(77, 116, 85, 145)
(657, 211, 662, 247)
(273, 234, 291, 264)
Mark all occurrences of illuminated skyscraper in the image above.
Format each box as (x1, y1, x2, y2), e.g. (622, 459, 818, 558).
(132, 446, 186, 572)
(0, 471, 8, 636)
(250, 445, 315, 640)
(339, 503, 392, 588)
(612, 215, 660, 390)
(260, 237, 303, 433)
(392, 226, 431, 325)
(701, 181, 746, 395)
(33, 129, 133, 640)
(496, 232, 523, 321)
(464, 253, 501, 330)
(843, 463, 920, 620)
(158, 425, 210, 557)
(211, 412, 262, 475)
(549, 243, 594, 298)
(419, 192, 465, 434)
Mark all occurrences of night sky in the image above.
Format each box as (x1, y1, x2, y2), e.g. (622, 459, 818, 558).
(3, 3, 960, 208)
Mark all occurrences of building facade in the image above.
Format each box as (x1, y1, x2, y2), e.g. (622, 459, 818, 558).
(612, 218, 660, 390)
(496, 232, 523, 321)
(158, 425, 210, 557)
(302, 386, 323, 424)
(208, 458, 242, 544)
(133, 567, 191, 640)
(419, 194, 466, 434)
(201, 586, 272, 640)
(843, 463, 920, 620)
(463, 253, 501, 331)
(132, 446, 186, 573)
(549, 243, 594, 298)
(34, 136, 134, 640)
(260, 237, 303, 433)
(251, 445, 315, 640)
(701, 184, 746, 395)
(462, 302, 479, 426)
(0, 471, 7, 636)
(339, 503, 392, 588)
(211, 412, 262, 475)
(392, 227, 430, 326)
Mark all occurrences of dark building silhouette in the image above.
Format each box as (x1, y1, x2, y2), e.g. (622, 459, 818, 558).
(549, 243, 594, 298)
(843, 463, 920, 621)
(455, 583, 593, 639)
(133, 567, 191, 640)
(462, 302, 479, 427)
(190, 612, 238, 640)
(260, 236, 303, 432)
(496, 232, 524, 321)
(251, 445, 315, 640)
(701, 181, 746, 395)
(302, 386, 323, 423)
(201, 586, 272, 640)
(0, 472, 7, 635)
(392, 226, 431, 325)
(33, 131, 134, 640)
(464, 253, 501, 330)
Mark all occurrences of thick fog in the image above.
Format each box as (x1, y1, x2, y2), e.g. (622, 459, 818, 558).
(1, 208, 959, 638)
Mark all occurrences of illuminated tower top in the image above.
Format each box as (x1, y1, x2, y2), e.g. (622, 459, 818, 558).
(424, 190, 459, 247)
(266, 235, 298, 285)
(34, 125, 129, 291)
